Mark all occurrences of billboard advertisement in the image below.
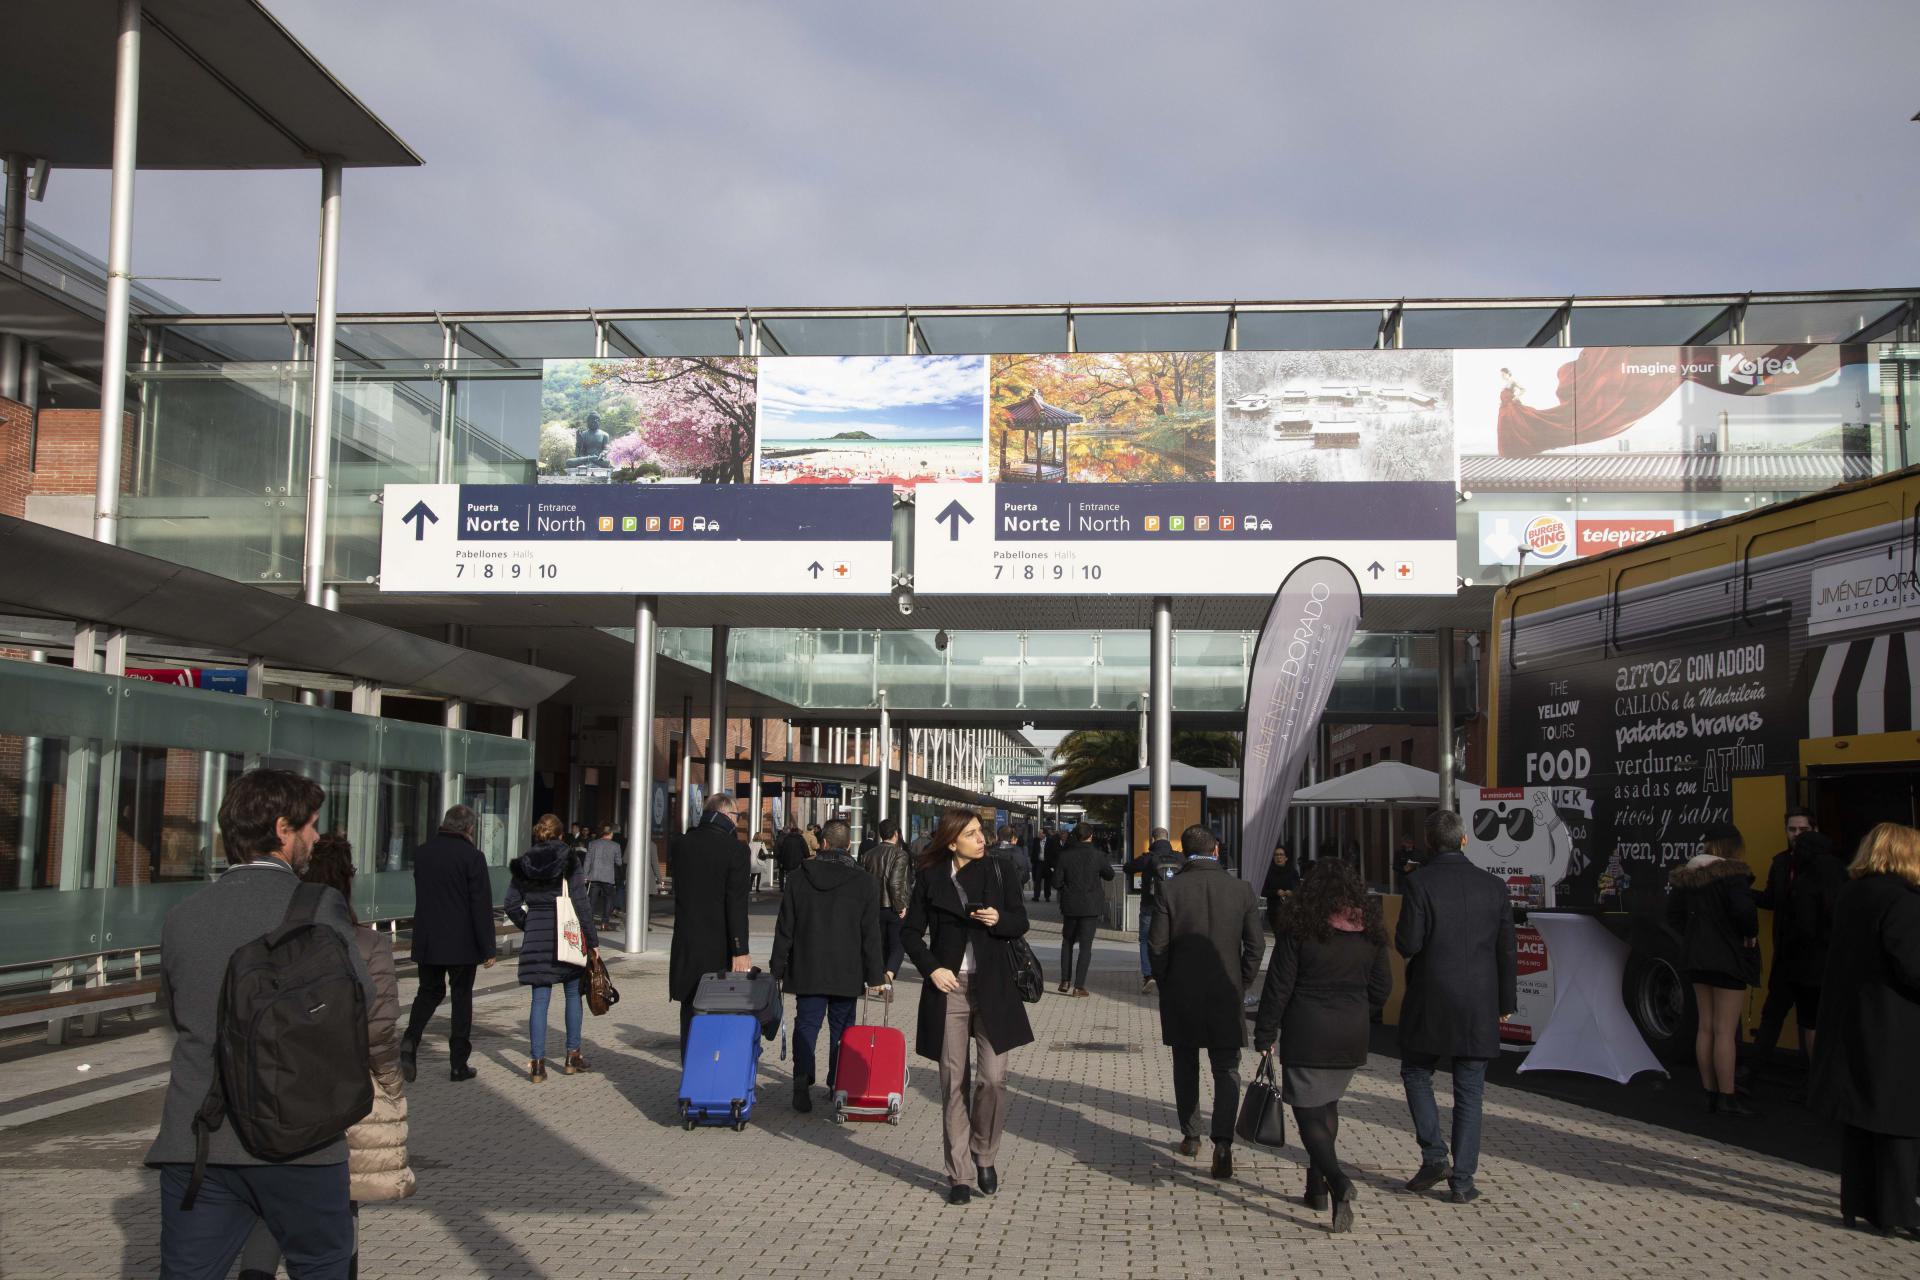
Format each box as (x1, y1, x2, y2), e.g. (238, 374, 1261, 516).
(1475, 510, 1692, 566)
(756, 355, 988, 487)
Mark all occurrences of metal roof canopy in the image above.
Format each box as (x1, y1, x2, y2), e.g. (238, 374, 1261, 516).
(693, 755, 1009, 813)
(0, 514, 568, 706)
(0, 0, 420, 169)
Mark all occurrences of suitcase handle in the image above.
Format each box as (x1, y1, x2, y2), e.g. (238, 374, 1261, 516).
(861, 985, 893, 1027)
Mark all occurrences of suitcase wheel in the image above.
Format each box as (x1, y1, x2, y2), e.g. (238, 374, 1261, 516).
(729, 1100, 744, 1131)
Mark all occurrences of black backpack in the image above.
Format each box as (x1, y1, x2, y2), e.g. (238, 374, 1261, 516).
(181, 882, 373, 1208)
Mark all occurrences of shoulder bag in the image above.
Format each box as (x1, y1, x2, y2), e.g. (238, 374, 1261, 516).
(1235, 1054, 1288, 1147)
(994, 857, 1045, 1004)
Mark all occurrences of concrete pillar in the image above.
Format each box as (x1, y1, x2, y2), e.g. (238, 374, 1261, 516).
(625, 597, 658, 953)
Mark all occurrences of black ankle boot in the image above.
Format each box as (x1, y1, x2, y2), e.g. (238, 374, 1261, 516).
(1304, 1169, 1328, 1211)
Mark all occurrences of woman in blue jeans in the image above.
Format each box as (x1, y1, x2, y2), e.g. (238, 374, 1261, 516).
(506, 813, 598, 1082)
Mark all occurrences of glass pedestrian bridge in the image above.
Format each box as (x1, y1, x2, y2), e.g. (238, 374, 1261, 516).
(647, 626, 1472, 722)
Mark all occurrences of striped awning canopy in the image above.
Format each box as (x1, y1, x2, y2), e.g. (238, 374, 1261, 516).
(1461, 450, 1874, 493)
(1807, 632, 1920, 738)
(1002, 391, 1084, 431)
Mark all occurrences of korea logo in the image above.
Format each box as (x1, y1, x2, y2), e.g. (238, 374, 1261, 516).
(1523, 514, 1570, 561)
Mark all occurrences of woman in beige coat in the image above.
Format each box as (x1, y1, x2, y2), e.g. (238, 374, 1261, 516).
(237, 835, 415, 1280)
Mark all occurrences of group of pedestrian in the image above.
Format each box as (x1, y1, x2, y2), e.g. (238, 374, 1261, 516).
(147, 763, 1920, 1273)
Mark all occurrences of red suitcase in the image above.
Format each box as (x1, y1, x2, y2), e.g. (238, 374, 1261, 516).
(831, 990, 908, 1125)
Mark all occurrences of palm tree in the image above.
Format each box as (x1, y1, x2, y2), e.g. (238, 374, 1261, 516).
(1050, 729, 1241, 822)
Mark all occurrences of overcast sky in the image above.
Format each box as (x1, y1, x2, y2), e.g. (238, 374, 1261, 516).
(27, 0, 1920, 315)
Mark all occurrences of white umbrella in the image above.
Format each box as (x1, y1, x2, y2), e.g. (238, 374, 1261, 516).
(1288, 760, 1460, 808)
(1065, 762, 1241, 800)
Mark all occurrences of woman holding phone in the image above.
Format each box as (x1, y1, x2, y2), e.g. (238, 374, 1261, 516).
(904, 807, 1034, 1205)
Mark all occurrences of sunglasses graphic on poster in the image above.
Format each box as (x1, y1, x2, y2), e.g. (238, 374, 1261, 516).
(1453, 783, 1575, 889)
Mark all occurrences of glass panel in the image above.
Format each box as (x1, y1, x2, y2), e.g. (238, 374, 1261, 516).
(758, 316, 907, 356)
(1569, 304, 1728, 346)
(1074, 312, 1228, 353)
(1100, 633, 1150, 713)
(450, 375, 541, 484)
(160, 324, 297, 362)
(334, 322, 446, 363)
(1741, 301, 1899, 344)
(1235, 310, 1381, 351)
(121, 362, 309, 583)
(945, 633, 1021, 711)
(877, 632, 947, 709)
(326, 368, 443, 582)
(915, 314, 1070, 354)
(1172, 632, 1249, 712)
(0, 662, 533, 968)
(611, 317, 742, 357)
(1400, 308, 1557, 349)
(1022, 632, 1095, 710)
(459, 320, 598, 361)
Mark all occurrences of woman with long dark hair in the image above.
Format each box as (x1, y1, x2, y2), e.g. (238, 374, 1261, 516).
(903, 807, 1034, 1205)
(1664, 823, 1759, 1116)
(1252, 859, 1390, 1233)
(506, 813, 598, 1083)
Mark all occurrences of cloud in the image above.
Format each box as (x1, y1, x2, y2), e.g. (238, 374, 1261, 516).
(21, 0, 1920, 319)
(757, 356, 986, 415)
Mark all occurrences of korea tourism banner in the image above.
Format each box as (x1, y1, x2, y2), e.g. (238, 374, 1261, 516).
(377, 343, 1885, 597)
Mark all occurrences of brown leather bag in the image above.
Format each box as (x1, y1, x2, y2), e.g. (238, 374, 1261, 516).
(585, 950, 620, 1016)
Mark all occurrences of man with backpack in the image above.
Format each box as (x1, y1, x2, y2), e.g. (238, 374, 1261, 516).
(1127, 827, 1185, 994)
(146, 768, 374, 1279)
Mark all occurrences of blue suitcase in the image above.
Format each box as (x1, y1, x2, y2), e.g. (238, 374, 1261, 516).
(678, 1013, 761, 1131)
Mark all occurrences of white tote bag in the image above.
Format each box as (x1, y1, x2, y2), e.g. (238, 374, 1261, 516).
(554, 887, 589, 968)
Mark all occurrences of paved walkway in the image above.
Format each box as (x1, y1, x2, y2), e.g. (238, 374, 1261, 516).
(0, 921, 1908, 1278)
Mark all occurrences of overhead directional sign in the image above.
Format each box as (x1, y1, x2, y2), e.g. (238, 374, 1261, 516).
(379, 483, 894, 594)
(912, 482, 1457, 596)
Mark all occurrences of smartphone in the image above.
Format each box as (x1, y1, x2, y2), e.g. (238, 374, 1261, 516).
(965, 900, 987, 914)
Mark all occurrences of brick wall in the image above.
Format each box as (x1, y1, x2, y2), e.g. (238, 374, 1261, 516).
(0, 394, 30, 519)
(30, 409, 135, 498)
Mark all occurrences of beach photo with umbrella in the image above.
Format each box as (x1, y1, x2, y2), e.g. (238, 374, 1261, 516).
(753, 355, 988, 488)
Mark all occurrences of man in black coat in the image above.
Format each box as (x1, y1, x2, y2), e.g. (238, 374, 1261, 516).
(1396, 808, 1517, 1204)
(668, 793, 753, 1058)
(1054, 830, 1116, 996)
(770, 818, 885, 1112)
(1127, 828, 1186, 995)
(402, 804, 498, 1082)
(776, 820, 811, 890)
(1148, 826, 1264, 1179)
(1750, 812, 1843, 1066)
(1029, 826, 1054, 903)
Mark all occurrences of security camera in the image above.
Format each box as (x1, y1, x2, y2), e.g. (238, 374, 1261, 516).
(895, 591, 915, 618)
(934, 629, 950, 651)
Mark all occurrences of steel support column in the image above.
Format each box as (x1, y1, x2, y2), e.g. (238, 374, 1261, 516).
(93, 0, 142, 545)
(1435, 626, 1456, 812)
(301, 160, 343, 604)
(707, 626, 729, 799)
(1149, 596, 1173, 834)
(626, 596, 658, 953)
(876, 693, 890, 822)
(748, 718, 764, 837)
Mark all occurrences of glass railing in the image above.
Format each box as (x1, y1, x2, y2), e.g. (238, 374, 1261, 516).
(646, 627, 1474, 718)
(0, 659, 532, 970)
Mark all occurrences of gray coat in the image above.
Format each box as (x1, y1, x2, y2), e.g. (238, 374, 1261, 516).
(145, 859, 372, 1168)
(1148, 857, 1264, 1049)
(582, 838, 622, 885)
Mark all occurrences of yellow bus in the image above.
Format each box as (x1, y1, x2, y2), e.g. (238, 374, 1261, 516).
(1487, 464, 1920, 1056)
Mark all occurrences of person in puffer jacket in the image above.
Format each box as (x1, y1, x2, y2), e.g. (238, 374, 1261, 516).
(506, 813, 599, 1082)
(236, 834, 414, 1280)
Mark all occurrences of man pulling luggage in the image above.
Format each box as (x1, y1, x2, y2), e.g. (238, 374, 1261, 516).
(771, 818, 886, 1112)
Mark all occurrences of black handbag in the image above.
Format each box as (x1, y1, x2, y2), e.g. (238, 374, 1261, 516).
(1008, 936, 1045, 1004)
(1235, 1054, 1288, 1147)
(993, 857, 1044, 1004)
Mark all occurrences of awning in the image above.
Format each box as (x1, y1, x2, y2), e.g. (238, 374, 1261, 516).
(0, 0, 421, 169)
(1066, 762, 1240, 799)
(1290, 760, 1447, 808)
(1460, 450, 1873, 493)
(0, 514, 570, 707)
(1807, 633, 1918, 738)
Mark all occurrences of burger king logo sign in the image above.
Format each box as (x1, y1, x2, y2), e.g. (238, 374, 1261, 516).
(1523, 515, 1570, 560)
